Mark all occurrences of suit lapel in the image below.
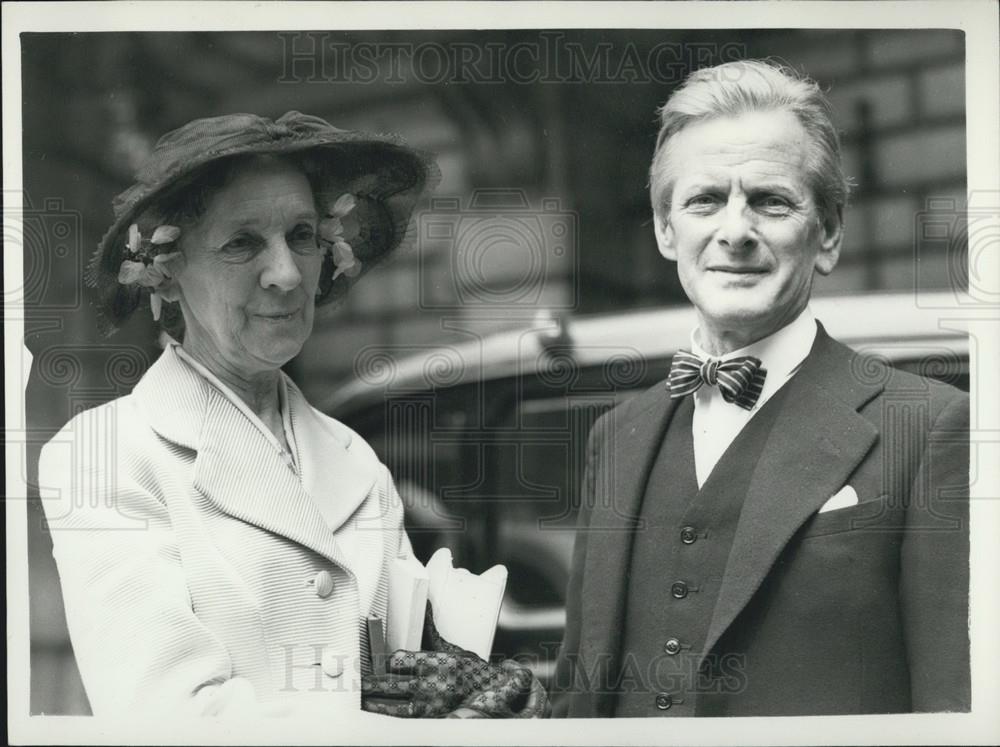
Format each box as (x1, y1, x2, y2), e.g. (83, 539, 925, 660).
(580, 383, 681, 714)
(134, 345, 377, 575)
(699, 326, 883, 662)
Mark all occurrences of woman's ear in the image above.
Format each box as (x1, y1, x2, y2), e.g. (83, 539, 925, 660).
(150, 247, 187, 302)
(654, 212, 677, 261)
(155, 277, 182, 303)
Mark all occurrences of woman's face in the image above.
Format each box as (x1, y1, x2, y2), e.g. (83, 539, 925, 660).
(172, 159, 323, 377)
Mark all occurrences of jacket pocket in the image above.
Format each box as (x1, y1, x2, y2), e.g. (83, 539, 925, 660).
(800, 493, 894, 539)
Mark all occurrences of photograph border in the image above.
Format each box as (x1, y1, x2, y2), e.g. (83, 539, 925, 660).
(5, 2, 998, 745)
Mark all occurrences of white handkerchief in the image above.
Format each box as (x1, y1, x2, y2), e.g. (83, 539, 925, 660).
(819, 485, 859, 513)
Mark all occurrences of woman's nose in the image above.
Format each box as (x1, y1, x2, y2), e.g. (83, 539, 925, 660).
(259, 240, 303, 291)
(716, 201, 757, 252)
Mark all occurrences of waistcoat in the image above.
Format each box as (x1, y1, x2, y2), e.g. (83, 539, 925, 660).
(615, 388, 788, 716)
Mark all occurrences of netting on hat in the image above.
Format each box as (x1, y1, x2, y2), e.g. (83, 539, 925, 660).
(89, 133, 439, 337)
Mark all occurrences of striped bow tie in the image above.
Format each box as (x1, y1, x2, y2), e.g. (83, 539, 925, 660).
(667, 350, 766, 410)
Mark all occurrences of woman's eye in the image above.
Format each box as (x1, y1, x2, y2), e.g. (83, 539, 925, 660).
(757, 196, 792, 213)
(289, 225, 320, 252)
(222, 234, 260, 255)
(290, 225, 315, 241)
(686, 194, 720, 210)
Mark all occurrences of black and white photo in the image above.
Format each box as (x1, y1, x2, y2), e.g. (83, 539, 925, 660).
(4, 2, 998, 744)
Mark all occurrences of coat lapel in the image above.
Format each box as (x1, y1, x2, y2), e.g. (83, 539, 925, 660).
(580, 383, 681, 714)
(133, 345, 378, 576)
(286, 376, 383, 594)
(287, 377, 379, 534)
(699, 326, 884, 663)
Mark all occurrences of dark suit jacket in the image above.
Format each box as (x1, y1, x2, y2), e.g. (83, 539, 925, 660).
(552, 325, 970, 717)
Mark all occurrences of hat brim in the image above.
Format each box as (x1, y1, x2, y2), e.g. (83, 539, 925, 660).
(90, 133, 440, 335)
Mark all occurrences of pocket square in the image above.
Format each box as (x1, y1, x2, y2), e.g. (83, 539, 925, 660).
(819, 485, 859, 513)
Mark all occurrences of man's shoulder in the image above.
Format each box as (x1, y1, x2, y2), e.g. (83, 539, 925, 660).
(590, 378, 670, 442)
(824, 333, 968, 418)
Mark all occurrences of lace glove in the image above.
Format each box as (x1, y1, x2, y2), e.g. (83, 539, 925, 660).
(361, 605, 549, 719)
(446, 669, 551, 719)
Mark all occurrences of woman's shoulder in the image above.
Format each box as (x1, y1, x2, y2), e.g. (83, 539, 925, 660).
(43, 394, 146, 448)
(304, 400, 381, 464)
(38, 392, 165, 483)
(37, 393, 174, 527)
(282, 376, 374, 453)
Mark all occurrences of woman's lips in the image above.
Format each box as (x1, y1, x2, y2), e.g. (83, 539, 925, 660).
(254, 308, 301, 322)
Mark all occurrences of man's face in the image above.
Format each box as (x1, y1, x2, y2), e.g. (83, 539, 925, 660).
(655, 109, 842, 348)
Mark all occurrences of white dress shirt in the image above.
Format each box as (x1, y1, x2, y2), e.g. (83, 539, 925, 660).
(690, 307, 818, 487)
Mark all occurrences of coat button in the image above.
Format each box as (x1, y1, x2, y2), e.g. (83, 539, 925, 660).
(671, 581, 688, 599)
(321, 648, 344, 678)
(313, 570, 334, 598)
(655, 692, 673, 710)
(663, 638, 681, 655)
(680, 526, 697, 544)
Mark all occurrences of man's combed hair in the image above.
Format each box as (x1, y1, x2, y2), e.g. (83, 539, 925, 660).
(649, 59, 851, 224)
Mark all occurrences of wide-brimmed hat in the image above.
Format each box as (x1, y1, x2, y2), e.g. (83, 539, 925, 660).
(89, 110, 440, 334)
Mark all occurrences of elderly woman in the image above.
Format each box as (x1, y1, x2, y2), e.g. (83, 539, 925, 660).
(39, 112, 546, 720)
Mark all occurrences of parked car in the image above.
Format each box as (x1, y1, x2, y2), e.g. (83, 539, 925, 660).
(320, 292, 970, 684)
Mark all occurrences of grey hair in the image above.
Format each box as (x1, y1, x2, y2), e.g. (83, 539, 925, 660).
(649, 59, 851, 224)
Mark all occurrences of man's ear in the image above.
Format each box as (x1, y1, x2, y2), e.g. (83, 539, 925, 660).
(654, 211, 677, 261)
(814, 205, 844, 276)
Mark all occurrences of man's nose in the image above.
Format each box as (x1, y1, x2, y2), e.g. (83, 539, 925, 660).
(259, 239, 303, 291)
(716, 201, 757, 252)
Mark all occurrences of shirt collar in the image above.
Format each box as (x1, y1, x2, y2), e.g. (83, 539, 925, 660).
(690, 306, 817, 384)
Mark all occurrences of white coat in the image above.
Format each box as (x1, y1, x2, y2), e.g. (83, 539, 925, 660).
(39, 343, 412, 717)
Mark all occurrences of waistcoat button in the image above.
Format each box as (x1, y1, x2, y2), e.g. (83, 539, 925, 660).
(680, 526, 697, 544)
(671, 581, 688, 599)
(655, 692, 673, 710)
(663, 638, 681, 655)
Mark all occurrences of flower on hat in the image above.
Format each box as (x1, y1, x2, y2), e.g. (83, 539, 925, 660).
(318, 194, 362, 281)
(117, 223, 185, 321)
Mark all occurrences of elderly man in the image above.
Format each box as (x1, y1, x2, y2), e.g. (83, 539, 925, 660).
(552, 60, 969, 717)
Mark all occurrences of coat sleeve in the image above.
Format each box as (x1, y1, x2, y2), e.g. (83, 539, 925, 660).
(898, 389, 971, 711)
(38, 428, 262, 717)
(550, 413, 604, 718)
